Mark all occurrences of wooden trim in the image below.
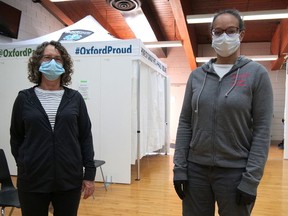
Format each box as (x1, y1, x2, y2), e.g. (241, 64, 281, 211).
(169, 0, 197, 70)
(39, 0, 74, 26)
(271, 19, 288, 70)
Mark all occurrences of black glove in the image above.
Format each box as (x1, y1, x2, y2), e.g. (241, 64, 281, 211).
(236, 188, 256, 205)
(173, 180, 187, 200)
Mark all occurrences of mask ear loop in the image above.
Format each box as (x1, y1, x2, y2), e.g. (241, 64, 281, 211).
(239, 30, 245, 42)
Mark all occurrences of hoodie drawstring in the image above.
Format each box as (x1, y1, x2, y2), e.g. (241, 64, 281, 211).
(195, 68, 240, 113)
(195, 72, 208, 113)
(225, 68, 240, 97)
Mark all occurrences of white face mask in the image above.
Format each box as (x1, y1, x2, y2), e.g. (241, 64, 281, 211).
(212, 33, 240, 57)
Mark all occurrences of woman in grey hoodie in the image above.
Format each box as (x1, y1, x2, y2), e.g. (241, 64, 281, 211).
(173, 9, 273, 216)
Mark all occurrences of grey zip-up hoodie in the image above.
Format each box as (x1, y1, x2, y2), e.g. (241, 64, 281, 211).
(173, 56, 273, 196)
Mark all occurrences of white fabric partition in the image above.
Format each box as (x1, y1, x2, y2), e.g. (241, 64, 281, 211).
(130, 62, 167, 164)
(145, 70, 166, 153)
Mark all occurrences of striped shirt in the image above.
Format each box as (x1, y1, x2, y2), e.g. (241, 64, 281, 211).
(35, 87, 64, 130)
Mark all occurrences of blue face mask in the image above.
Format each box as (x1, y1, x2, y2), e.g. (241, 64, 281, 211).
(39, 59, 65, 81)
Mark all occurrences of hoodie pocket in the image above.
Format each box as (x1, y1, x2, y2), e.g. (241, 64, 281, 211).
(215, 131, 248, 159)
(190, 130, 212, 154)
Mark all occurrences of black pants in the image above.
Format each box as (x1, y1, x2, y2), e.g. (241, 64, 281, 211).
(18, 188, 81, 216)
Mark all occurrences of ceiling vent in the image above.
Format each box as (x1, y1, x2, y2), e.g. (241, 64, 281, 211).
(107, 0, 141, 12)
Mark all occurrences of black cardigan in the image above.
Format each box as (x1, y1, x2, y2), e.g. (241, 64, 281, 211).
(10, 86, 96, 192)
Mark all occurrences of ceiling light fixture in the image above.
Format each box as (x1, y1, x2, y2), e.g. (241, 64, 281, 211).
(107, 0, 180, 49)
(196, 55, 278, 63)
(107, 0, 141, 12)
(124, 11, 182, 48)
(144, 41, 182, 48)
(124, 9, 158, 42)
(187, 9, 288, 24)
(106, 0, 156, 42)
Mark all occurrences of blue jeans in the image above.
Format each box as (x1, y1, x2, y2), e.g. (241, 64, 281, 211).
(182, 162, 254, 216)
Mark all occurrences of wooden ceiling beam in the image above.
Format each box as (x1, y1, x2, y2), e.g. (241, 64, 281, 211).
(141, 2, 165, 41)
(38, 0, 74, 26)
(81, 2, 121, 39)
(169, 0, 197, 70)
(271, 19, 288, 70)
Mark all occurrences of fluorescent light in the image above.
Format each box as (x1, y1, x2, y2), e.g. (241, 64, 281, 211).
(243, 9, 288, 21)
(248, 55, 278, 61)
(187, 9, 288, 24)
(124, 9, 182, 48)
(195, 57, 211, 63)
(196, 55, 278, 63)
(124, 9, 157, 42)
(144, 41, 182, 48)
(187, 14, 214, 24)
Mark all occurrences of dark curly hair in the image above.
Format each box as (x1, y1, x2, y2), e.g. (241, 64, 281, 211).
(211, 9, 245, 32)
(28, 40, 73, 86)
